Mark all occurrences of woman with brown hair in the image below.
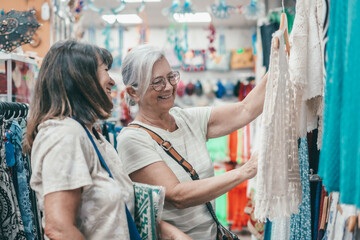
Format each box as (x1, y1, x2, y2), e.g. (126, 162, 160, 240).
(25, 40, 190, 240)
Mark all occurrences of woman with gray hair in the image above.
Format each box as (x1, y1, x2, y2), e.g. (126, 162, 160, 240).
(117, 44, 267, 239)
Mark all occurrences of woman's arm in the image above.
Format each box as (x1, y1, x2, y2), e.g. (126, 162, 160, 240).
(159, 220, 193, 240)
(129, 152, 257, 209)
(44, 188, 85, 240)
(207, 73, 268, 139)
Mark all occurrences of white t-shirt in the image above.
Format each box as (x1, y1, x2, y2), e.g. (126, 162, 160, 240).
(117, 107, 217, 240)
(30, 118, 134, 240)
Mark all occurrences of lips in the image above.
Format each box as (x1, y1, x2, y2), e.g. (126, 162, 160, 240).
(158, 94, 172, 99)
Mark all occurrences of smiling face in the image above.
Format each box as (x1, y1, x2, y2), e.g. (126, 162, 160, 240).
(139, 57, 177, 116)
(97, 62, 115, 101)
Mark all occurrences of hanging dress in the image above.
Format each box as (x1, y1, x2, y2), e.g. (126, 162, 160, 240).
(255, 29, 301, 221)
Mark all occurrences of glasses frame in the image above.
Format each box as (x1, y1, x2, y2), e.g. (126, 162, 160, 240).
(150, 71, 180, 92)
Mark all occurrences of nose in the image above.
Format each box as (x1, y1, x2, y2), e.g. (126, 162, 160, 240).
(109, 77, 115, 87)
(163, 78, 174, 91)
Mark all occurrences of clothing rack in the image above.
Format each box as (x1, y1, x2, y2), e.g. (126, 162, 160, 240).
(0, 101, 43, 240)
(0, 102, 29, 120)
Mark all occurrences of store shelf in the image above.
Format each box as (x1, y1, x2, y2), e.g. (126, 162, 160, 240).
(0, 52, 37, 65)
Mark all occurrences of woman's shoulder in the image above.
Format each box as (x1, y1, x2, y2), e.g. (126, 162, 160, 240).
(117, 124, 154, 144)
(37, 117, 84, 134)
(170, 106, 212, 123)
(34, 118, 87, 146)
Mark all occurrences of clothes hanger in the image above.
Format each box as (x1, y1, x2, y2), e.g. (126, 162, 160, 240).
(309, 169, 321, 182)
(273, 0, 290, 56)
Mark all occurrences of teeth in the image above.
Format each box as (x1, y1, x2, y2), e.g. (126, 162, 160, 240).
(159, 94, 172, 99)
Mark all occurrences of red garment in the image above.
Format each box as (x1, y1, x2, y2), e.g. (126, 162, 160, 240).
(241, 124, 251, 163)
(317, 187, 328, 239)
(228, 180, 250, 231)
(228, 131, 238, 163)
(225, 163, 249, 231)
(238, 82, 254, 102)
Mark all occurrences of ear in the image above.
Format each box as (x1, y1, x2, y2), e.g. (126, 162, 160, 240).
(126, 85, 140, 103)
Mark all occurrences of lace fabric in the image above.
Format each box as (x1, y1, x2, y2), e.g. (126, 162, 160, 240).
(255, 29, 301, 221)
(289, 0, 325, 139)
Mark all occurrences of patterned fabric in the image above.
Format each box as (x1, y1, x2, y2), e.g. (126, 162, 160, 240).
(290, 138, 312, 240)
(19, 118, 43, 238)
(319, 0, 360, 209)
(244, 178, 264, 239)
(118, 107, 217, 240)
(8, 121, 37, 240)
(1, 135, 27, 239)
(255, 29, 301, 221)
(30, 118, 135, 240)
(133, 182, 165, 240)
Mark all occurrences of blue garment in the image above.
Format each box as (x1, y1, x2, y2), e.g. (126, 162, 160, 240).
(319, 0, 360, 208)
(290, 138, 311, 240)
(313, 182, 322, 240)
(19, 118, 44, 238)
(105, 122, 118, 148)
(1, 132, 26, 239)
(264, 220, 272, 240)
(8, 121, 38, 240)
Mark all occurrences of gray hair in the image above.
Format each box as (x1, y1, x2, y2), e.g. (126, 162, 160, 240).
(121, 44, 165, 106)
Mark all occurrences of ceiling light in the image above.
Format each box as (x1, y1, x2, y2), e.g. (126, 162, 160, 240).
(124, 0, 161, 2)
(173, 12, 212, 23)
(102, 14, 142, 24)
(117, 14, 143, 24)
(102, 14, 117, 24)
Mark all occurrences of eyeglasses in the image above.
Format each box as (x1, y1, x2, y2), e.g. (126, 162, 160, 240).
(150, 71, 180, 92)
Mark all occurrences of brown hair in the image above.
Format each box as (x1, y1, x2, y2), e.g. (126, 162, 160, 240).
(24, 40, 113, 152)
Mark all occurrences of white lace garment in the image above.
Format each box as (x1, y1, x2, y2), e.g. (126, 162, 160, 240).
(255, 29, 302, 221)
(289, 0, 324, 142)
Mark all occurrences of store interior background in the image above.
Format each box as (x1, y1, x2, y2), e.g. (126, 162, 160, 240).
(1, 0, 296, 238)
(2, 0, 295, 118)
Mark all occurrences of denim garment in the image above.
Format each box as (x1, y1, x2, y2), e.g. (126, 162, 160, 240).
(8, 121, 38, 240)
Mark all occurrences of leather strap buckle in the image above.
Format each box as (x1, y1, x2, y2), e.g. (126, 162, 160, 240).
(161, 140, 172, 151)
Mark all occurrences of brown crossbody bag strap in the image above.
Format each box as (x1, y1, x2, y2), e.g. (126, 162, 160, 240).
(127, 124, 232, 233)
